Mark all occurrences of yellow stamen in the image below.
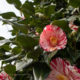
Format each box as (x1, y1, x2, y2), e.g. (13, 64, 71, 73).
(56, 74, 68, 80)
(50, 36, 57, 46)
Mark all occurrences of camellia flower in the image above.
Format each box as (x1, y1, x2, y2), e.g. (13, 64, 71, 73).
(69, 21, 78, 31)
(0, 71, 12, 80)
(39, 25, 67, 52)
(46, 58, 80, 80)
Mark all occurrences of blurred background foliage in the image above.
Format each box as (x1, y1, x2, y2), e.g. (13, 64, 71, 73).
(0, 0, 80, 80)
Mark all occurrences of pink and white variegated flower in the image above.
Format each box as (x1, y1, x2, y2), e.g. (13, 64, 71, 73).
(46, 58, 80, 80)
(39, 25, 67, 52)
(0, 71, 12, 80)
(69, 21, 78, 31)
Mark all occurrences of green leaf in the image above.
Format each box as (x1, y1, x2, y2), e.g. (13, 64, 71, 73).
(36, 27, 43, 33)
(27, 47, 43, 61)
(4, 64, 16, 77)
(52, 20, 71, 34)
(21, 1, 35, 18)
(10, 25, 28, 35)
(34, 0, 41, 5)
(0, 19, 28, 34)
(10, 29, 18, 36)
(0, 12, 17, 19)
(0, 37, 5, 40)
(18, 19, 29, 25)
(16, 35, 38, 50)
(44, 5, 55, 17)
(12, 22, 28, 34)
(33, 62, 50, 80)
(52, 12, 64, 20)
(1, 45, 11, 51)
(12, 46, 21, 54)
(13, 25, 28, 34)
(69, 0, 80, 7)
(6, 0, 22, 10)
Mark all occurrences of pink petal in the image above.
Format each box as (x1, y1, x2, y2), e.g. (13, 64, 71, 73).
(40, 25, 67, 52)
(46, 58, 80, 80)
(0, 71, 12, 80)
(69, 21, 78, 31)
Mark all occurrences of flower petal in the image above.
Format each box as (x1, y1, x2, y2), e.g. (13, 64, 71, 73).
(40, 25, 67, 52)
(46, 58, 80, 80)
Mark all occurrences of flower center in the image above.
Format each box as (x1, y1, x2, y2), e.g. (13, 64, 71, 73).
(56, 74, 68, 80)
(50, 36, 57, 46)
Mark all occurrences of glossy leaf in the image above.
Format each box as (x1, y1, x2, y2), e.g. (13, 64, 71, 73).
(6, 0, 22, 10)
(69, 0, 80, 7)
(4, 64, 16, 77)
(16, 35, 38, 50)
(27, 47, 43, 61)
(44, 5, 55, 17)
(21, 1, 35, 18)
(33, 62, 50, 80)
(12, 46, 21, 54)
(52, 20, 71, 34)
(0, 12, 17, 19)
(0, 37, 5, 40)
